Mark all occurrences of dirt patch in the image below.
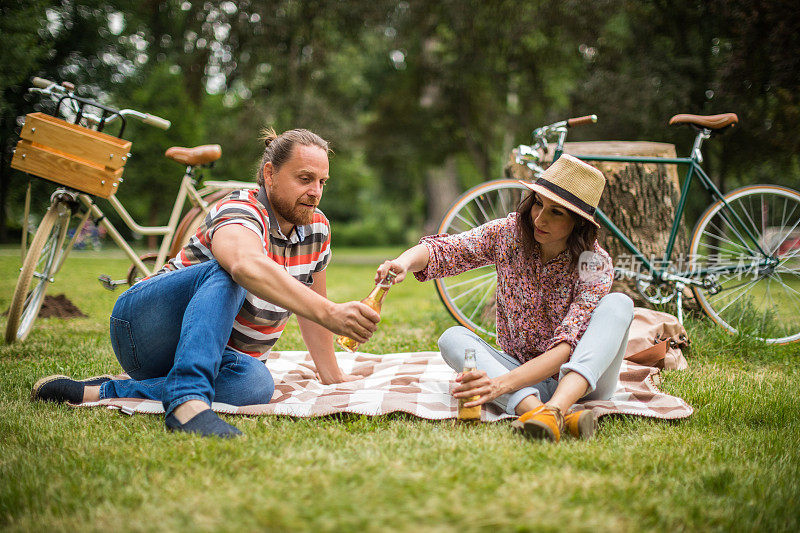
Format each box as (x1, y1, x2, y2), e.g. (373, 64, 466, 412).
(37, 294, 87, 318)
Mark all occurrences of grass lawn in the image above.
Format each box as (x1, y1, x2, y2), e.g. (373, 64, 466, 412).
(1, 246, 799, 532)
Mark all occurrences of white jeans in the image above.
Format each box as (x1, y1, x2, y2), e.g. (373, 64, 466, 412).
(438, 293, 634, 415)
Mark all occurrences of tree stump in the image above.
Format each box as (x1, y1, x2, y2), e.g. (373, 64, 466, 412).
(506, 141, 692, 309)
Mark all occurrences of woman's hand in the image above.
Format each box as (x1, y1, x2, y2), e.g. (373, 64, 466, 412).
(453, 369, 504, 407)
(375, 260, 407, 284)
(374, 244, 430, 285)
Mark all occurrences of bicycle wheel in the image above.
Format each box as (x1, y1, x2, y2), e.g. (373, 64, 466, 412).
(434, 179, 530, 336)
(167, 189, 233, 257)
(126, 252, 160, 286)
(5, 202, 72, 343)
(689, 184, 800, 344)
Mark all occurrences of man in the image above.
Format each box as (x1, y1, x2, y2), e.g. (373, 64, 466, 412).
(32, 128, 380, 438)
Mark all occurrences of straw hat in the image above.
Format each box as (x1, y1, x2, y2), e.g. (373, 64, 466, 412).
(519, 154, 605, 228)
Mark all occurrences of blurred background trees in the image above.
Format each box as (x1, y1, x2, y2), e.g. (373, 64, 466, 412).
(1, 0, 798, 245)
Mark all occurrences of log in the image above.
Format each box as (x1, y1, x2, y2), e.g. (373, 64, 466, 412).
(506, 141, 692, 309)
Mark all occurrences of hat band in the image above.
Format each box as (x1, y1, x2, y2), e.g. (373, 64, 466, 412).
(535, 177, 596, 217)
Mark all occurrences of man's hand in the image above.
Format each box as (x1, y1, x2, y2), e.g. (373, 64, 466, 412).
(325, 301, 380, 343)
(316, 372, 362, 385)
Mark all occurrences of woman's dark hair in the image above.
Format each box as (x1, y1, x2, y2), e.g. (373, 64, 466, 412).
(516, 191, 598, 270)
(256, 128, 330, 186)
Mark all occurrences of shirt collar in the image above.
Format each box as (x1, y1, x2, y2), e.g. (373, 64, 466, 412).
(256, 186, 307, 243)
(533, 244, 570, 266)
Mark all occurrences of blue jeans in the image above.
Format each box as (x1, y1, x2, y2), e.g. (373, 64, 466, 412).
(437, 292, 634, 415)
(100, 260, 275, 416)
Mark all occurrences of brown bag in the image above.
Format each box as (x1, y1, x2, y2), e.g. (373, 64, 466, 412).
(624, 308, 689, 370)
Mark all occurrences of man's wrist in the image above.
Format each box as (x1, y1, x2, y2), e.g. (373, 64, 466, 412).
(318, 367, 344, 384)
(312, 298, 335, 326)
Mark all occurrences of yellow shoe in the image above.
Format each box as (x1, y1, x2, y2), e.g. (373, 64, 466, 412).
(564, 408, 597, 439)
(511, 404, 564, 442)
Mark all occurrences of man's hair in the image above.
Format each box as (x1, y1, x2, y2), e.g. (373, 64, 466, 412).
(516, 191, 598, 270)
(256, 128, 330, 187)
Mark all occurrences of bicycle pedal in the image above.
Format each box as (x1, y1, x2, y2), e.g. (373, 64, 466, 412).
(98, 274, 125, 291)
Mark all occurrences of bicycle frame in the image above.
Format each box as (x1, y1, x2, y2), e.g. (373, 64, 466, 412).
(550, 137, 774, 287)
(50, 166, 227, 279)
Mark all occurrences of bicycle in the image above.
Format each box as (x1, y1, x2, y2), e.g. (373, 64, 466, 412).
(435, 113, 800, 344)
(5, 77, 253, 343)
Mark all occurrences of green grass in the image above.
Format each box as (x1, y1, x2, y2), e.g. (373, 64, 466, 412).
(1, 247, 799, 532)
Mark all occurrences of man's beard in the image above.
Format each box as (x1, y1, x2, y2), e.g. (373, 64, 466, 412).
(269, 190, 316, 226)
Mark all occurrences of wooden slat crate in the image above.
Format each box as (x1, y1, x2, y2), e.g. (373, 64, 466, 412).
(10, 112, 132, 198)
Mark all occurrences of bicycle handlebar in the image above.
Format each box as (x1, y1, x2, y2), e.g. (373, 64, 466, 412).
(142, 113, 171, 130)
(567, 114, 598, 127)
(32, 77, 56, 89)
(27, 77, 171, 131)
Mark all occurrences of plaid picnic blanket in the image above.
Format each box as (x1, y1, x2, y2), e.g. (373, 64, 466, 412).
(86, 308, 693, 421)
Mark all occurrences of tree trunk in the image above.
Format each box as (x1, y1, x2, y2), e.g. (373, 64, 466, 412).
(423, 156, 460, 236)
(507, 141, 691, 309)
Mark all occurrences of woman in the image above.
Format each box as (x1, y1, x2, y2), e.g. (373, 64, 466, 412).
(376, 154, 633, 442)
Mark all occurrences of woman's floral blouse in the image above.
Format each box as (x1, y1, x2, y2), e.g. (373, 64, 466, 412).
(414, 212, 613, 364)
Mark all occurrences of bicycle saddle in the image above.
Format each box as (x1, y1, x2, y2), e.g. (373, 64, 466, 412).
(668, 113, 738, 130)
(165, 144, 222, 165)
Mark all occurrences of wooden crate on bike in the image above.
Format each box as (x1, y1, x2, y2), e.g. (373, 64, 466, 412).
(10, 112, 132, 198)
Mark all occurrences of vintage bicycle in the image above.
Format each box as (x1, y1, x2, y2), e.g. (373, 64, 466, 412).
(5, 78, 252, 343)
(435, 114, 800, 344)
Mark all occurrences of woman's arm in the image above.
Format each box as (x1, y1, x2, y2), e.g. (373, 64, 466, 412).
(375, 244, 430, 284)
(453, 342, 572, 407)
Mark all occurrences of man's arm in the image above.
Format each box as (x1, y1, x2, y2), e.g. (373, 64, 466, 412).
(211, 224, 379, 342)
(296, 270, 358, 384)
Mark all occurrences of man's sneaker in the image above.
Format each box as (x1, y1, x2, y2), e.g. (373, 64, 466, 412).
(564, 408, 598, 439)
(31, 374, 112, 405)
(165, 410, 242, 438)
(511, 404, 564, 442)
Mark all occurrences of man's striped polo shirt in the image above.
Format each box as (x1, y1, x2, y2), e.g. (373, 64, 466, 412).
(155, 188, 331, 357)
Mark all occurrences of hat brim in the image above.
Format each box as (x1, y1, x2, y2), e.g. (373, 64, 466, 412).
(519, 181, 600, 228)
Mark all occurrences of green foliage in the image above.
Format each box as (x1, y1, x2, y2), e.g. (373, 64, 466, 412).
(112, 64, 205, 227)
(1, 0, 798, 246)
(0, 1, 49, 116)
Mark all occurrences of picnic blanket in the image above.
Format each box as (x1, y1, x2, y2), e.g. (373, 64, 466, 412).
(84, 308, 693, 421)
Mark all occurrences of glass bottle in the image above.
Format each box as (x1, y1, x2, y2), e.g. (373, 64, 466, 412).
(457, 348, 482, 423)
(336, 270, 398, 352)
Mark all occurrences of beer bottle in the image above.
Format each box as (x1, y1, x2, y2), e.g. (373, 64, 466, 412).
(457, 348, 482, 423)
(336, 270, 398, 352)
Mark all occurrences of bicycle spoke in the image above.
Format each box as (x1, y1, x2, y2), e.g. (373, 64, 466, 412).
(468, 279, 495, 321)
(716, 208, 759, 255)
(771, 272, 800, 300)
(771, 273, 800, 324)
(497, 189, 512, 216)
(448, 277, 496, 302)
(444, 270, 497, 290)
(453, 211, 478, 233)
(737, 194, 763, 249)
(704, 220, 751, 255)
(772, 216, 800, 256)
(696, 237, 753, 259)
(708, 275, 762, 317)
(475, 195, 492, 224)
(761, 193, 800, 255)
